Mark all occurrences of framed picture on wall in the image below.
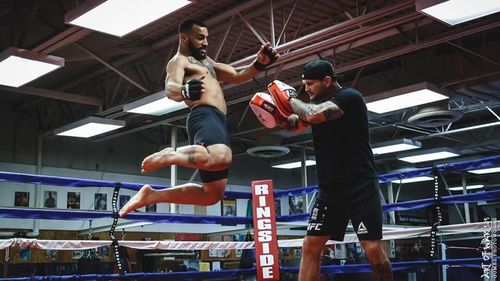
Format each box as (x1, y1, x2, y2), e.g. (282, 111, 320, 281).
(14, 192, 29, 207)
(119, 195, 130, 209)
(98, 245, 109, 257)
(44, 191, 57, 208)
(67, 192, 80, 209)
(72, 250, 84, 259)
(236, 249, 243, 257)
(208, 249, 218, 257)
(221, 198, 236, 216)
(94, 193, 107, 210)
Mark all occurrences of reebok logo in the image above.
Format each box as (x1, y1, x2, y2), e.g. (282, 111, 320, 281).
(357, 222, 368, 234)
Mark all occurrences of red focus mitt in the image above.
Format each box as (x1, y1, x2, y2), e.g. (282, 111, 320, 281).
(267, 80, 298, 117)
(249, 92, 283, 128)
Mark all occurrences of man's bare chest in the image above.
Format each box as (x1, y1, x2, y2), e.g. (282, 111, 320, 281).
(186, 57, 216, 79)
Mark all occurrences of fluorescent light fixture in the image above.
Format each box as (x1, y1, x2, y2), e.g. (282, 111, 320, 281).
(372, 138, 421, 155)
(273, 160, 316, 169)
(65, 0, 191, 37)
(366, 82, 448, 114)
(448, 184, 484, 191)
(54, 116, 125, 138)
(391, 176, 434, 184)
(0, 47, 64, 87)
(272, 156, 316, 169)
(398, 147, 459, 163)
(123, 91, 188, 116)
(468, 167, 500, 175)
(416, 0, 500, 26)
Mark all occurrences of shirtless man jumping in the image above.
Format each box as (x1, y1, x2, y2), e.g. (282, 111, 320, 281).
(119, 19, 278, 216)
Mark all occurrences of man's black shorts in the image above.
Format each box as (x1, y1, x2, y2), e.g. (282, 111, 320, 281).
(306, 178, 383, 241)
(186, 105, 230, 183)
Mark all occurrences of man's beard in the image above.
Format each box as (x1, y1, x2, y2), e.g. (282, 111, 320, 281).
(188, 40, 206, 60)
(310, 87, 328, 102)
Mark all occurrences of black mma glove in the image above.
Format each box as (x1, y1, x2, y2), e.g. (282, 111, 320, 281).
(180, 79, 203, 100)
(253, 45, 279, 71)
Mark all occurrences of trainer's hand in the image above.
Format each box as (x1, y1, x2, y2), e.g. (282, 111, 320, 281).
(267, 80, 298, 117)
(181, 75, 205, 100)
(254, 42, 279, 71)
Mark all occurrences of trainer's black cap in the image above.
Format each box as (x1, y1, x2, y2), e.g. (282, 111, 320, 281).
(301, 60, 336, 80)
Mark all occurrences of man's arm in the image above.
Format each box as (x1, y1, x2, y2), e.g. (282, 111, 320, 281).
(210, 42, 279, 84)
(165, 56, 189, 102)
(290, 98, 344, 124)
(211, 60, 260, 84)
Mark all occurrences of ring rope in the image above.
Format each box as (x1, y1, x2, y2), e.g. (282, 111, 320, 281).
(0, 221, 490, 250)
(1, 189, 499, 225)
(0, 258, 497, 281)
(0, 155, 498, 197)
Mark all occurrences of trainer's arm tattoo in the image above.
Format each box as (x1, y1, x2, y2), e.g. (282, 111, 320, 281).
(290, 99, 344, 124)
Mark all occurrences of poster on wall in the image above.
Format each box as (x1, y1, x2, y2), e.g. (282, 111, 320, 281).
(14, 192, 29, 207)
(212, 261, 221, 271)
(208, 249, 218, 257)
(274, 199, 281, 216)
(46, 250, 58, 261)
(199, 262, 210, 271)
(94, 193, 107, 210)
(221, 199, 236, 216)
(145, 204, 157, 213)
(288, 194, 304, 214)
(19, 248, 31, 261)
(67, 192, 80, 209)
(44, 191, 57, 208)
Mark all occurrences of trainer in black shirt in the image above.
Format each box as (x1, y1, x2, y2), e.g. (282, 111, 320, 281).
(278, 59, 392, 281)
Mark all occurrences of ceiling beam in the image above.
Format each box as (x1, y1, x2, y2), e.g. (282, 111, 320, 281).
(75, 43, 149, 93)
(33, 26, 92, 54)
(0, 85, 103, 107)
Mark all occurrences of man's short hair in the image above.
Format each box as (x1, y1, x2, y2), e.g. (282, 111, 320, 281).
(178, 19, 207, 34)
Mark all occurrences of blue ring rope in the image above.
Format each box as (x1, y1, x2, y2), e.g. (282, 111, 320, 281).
(0, 258, 494, 280)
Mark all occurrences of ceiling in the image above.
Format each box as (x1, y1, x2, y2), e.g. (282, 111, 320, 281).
(1, 0, 499, 174)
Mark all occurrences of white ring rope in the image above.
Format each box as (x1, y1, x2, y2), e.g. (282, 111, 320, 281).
(0, 221, 486, 251)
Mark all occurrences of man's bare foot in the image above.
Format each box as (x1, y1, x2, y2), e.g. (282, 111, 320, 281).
(119, 185, 155, 217)
(141, 147, 176, 174)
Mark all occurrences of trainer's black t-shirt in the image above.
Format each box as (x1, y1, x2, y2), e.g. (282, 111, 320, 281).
(311, 88, 377, 199)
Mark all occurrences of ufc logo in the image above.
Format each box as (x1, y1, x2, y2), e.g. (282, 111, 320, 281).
(307, 223, 323, 231)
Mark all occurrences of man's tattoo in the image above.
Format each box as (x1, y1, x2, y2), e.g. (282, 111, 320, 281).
(187, 151, 196, 164)
(188, 57, 217, 78)
(297, 103, 317, 121)
(323, 106, 342, 120)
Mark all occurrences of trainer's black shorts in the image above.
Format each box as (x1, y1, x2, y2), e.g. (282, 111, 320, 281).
(186, 105, 230, 183)
(306, 178, 382, 241)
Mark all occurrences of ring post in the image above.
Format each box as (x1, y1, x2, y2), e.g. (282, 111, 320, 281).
(251, 180, 280, 281)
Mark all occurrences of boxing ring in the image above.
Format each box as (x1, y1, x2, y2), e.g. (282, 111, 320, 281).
(0, 155, 498, 280)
